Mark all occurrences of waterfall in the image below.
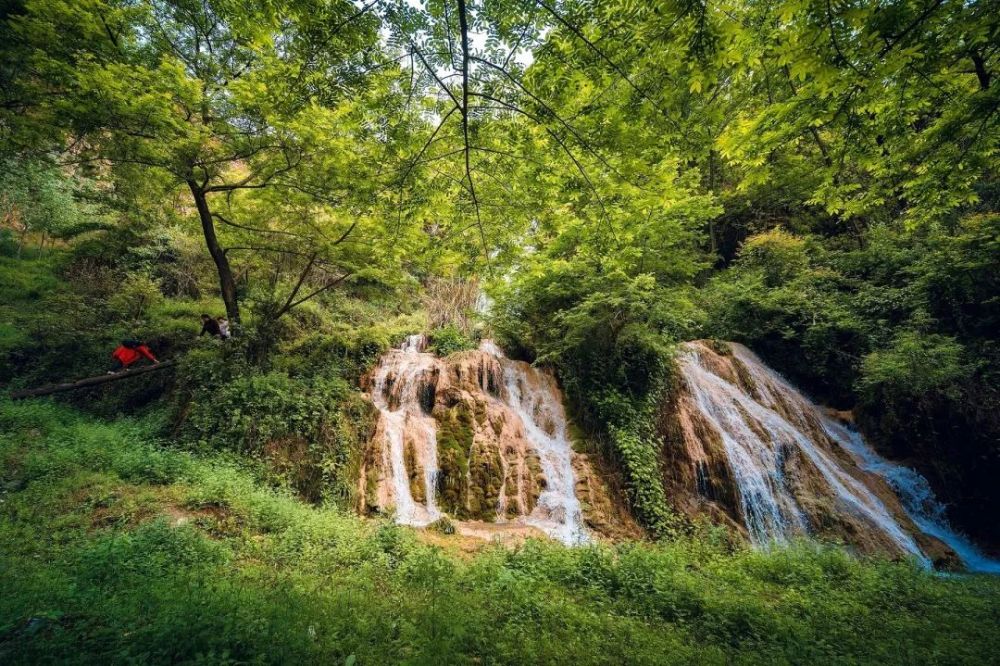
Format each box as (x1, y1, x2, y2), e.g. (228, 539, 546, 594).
(678, 342, 927, 563)
(496, 347, 589, 545)
(824, 420, 1000, 574)
(368, 336, 995, 567)
(370, 334, 441, 526)
(368, 336, 588, 544)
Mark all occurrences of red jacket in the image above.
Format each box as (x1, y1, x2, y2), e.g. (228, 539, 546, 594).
(112, 344, 158, 367)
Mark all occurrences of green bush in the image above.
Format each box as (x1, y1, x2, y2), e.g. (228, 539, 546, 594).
(428, 324, 476, 356)
(175, 353, 376, 505)
(858, 331, 969, 401)
(107, 273, 164, 324)
(702, 230, 865, 405)
(493, 264, 699, 536)
(736, 228, 810, 287)
(703, 217, 1000, 544)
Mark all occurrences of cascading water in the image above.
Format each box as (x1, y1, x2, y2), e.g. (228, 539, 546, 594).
(825, 420, 1000, 574)
(370, 334, 441, 526)
(368, 335, 993, 567)
(496, 349, 589, 545)
(677, 342, 928, 562)
(367, 336, 588, 544)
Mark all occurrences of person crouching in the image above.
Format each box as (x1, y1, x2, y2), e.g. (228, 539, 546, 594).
(199, 314, 223, 338)
(109, 339, 159, 374)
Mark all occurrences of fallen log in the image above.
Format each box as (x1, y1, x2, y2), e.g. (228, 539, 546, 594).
(8, 360, 176, 400)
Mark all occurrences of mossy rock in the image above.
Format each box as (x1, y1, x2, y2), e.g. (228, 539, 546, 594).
(364, 464, 380, 513)
(428, 515, 456, 535)
(417, 379, 436, 414)
(706, 339, 733, 356)
(466, 441, 504, 521)
(731, 357, 760, 400)
(473, 399, 487, 426)
(434, 403, 474, 515)
(404, 439, 426, 503)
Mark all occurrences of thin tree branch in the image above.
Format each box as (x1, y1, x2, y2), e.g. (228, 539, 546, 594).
(212, 212, 309, 238)
(457, 0, 492, 272)
(273, 251, 318, 319)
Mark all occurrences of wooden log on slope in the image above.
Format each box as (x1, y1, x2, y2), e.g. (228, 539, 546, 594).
(8, 360, 176, 400)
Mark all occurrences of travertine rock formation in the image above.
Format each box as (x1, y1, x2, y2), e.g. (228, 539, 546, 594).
(359, 337, 635, 543)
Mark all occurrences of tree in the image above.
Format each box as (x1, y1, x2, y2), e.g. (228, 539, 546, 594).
(8, 0, 385, 327)
(0, 157, 95, 255)
(523, 0, 999, 228)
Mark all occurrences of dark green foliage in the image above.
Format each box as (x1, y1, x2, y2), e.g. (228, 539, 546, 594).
(277, 328, 391, 382)
(429, 515, 456, 535)
(0, 248, 222, 416)
(175, 353, 376, 506)
(703, 215, 1000, 544)
(856, 329, 1000, 545)
(493, 264, 699, 536)
(0, 157, 101, 256)
(702, 228, 867, 405)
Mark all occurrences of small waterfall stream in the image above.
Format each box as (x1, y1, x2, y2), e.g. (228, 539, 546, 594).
(680, 345, 924, 560)
(824, 420, 1000, 574)
(499, 351, 588, 545)
(370, 335, 441, 526)
(369, 336, 588, 544)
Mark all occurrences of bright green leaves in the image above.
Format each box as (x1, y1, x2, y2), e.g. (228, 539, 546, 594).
(859, 331, 968, 400)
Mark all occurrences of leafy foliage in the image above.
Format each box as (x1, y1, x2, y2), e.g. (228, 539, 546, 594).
(428, 323, 477, 356)
(1, 0, 999, 657)
(490, 170, 713, 534)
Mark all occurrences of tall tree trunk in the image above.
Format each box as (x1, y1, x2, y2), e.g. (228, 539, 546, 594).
(188, 180, 241, 327)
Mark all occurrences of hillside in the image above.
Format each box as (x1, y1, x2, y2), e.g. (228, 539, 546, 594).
(3, 0, 1000, 662)
(3, 400, 1000, 664)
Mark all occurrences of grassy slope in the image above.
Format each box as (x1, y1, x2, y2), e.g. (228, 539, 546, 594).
(1, 401, 998, 665)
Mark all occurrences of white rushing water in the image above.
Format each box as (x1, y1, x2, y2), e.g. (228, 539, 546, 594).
(369, 336, 588, 544)
(370, 335, 441, 526)
(825, 419, 1000, 574)
(680, 344, 927, 563)
(495, 346, 589, 545)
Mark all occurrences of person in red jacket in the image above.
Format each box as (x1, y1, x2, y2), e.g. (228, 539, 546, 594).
(108, 339, 159, 374)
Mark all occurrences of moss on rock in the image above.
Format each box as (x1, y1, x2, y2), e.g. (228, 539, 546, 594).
(435, 403, 474, 515)
(467, 442, 503, 521)
(404, 437, 426, 503)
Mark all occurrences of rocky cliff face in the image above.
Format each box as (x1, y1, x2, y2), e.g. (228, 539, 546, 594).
(358, 337, 639, 543)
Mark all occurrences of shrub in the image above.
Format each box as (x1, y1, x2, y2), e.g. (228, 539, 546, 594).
(492, 265, 697, 536)
(428, 324, 476, 356)
(176, 358, 376, 506)
(108, 272, 164, 324)
(858, 332, 968, 401)
(2, 402, 1000, 665)
(736, 228, 810, 287)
